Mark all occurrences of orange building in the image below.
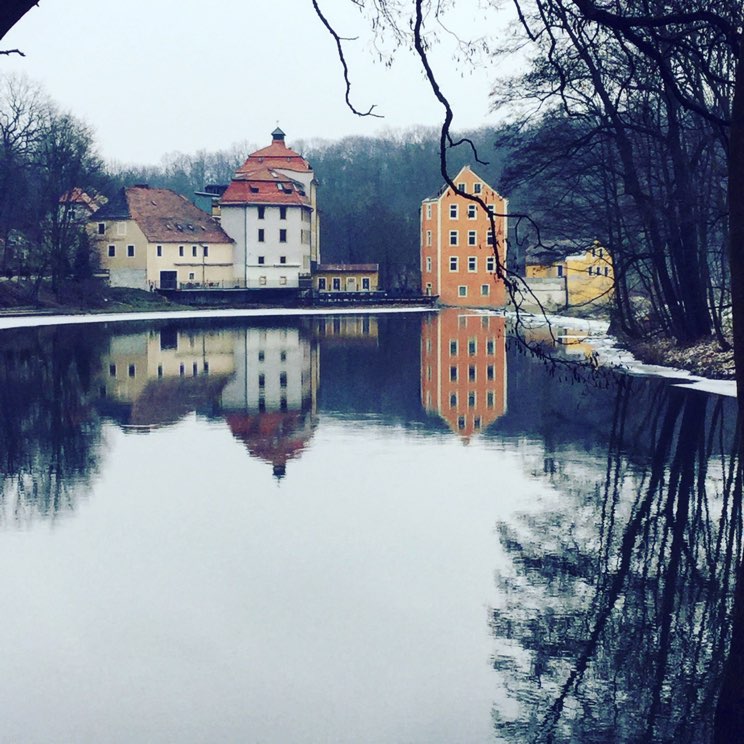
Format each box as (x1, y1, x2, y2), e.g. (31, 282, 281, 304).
(421, 165, 508, 307)
(420, 309, 507, 440)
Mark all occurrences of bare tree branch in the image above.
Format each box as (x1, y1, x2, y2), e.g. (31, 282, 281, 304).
(311, 0, 384, 118)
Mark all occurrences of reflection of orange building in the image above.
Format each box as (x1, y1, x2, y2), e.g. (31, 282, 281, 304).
(421, 309, 507, 439)
(420, 165, 508, 307)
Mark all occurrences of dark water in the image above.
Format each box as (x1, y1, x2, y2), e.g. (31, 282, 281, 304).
(0, 309, 739, 743)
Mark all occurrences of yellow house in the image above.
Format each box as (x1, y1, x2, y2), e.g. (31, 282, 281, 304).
(525, 242, 614, 309)
(565, 242, 614, 307)
(314, 263, 380, 293)
(92, 186, 236, 290)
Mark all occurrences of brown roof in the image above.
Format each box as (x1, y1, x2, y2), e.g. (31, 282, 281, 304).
(60, 188, 98, 212)
(125, 187, 233, 244)
(220, 167, 311, 207)
(316, 263, 379, 273)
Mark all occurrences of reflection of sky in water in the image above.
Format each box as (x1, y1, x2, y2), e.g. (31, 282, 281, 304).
(0, 313, 738, 743)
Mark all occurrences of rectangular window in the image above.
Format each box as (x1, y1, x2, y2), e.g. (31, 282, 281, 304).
(468, 256, 477, 272)
(128, 364, 136, 378)
(487, 231, 494, 245)
(468, 392, 476, 408)
(116, 222, 126, 236)
(258, 229, 265, 242)
(449, 393, 457, 407)
(127, 245, 135, 257)
(450, 340, 458, 355)
(487, 391, 495, 408)
(449, 230, 458, 246)
(258, 373, 265, 388)
(468, 339, 477, 355)
(188, 272, 195, 280)
(280, 256, 287, 264)
(486, 339, 495, 355)
(179, 245, 184, 256)
(458, 285, 468, 297)
(468, 365, 476, 382)
(203, 246, 208, 257)
(487, 204, 495, 215)
(487, 364, 495, 381)
(604, 266, 609, 277)
(473, 183, 482, 194)
(458, 416, 466, 430)
(486, 256, 495, 272)
(192, 245, 197, 257)
(259, 276, 267, 285)
(318, 277, 327, 290)
(279, 229, 287, 243)
(108, 245, 115, 257)
(468, 205, 477, 219)
(280, 276, 287, 285)
(156, 245, 162, 257)
(468, 231, 477, 246)
(588, 266, 593, 276)
(426, 204, 432, 219)
(426, 230, 432, 246)
(557, 265, 564, 277)
(457, 182, 466, 193)
(108, 364, 116, 377)
(450, 365, 458, 381)
(362, 277, 370, 290)
(279, 372, 288, 387)
(449, 204, 458, 219)
(449, 256, 458, 272)
(332, 277, 341, 290)
(97, 223, 105, 235)
(481, 284, 490, 296)
(258, 256, 265, 265)
(279, 206, 287, 220)
(426, 257, 432, 272)
(257, 206, 265, 219)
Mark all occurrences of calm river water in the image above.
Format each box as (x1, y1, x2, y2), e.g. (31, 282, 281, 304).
(0, 309, 739, 743)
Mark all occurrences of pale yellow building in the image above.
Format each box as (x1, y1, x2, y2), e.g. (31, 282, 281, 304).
(314, 263, 380, 293)
(92, 186, 235, 290)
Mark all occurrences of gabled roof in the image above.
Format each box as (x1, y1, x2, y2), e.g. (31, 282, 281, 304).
(425, 164, 505, 202)
(94, 186, 233, 244)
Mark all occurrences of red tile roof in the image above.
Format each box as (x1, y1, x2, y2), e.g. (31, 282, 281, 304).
(125, 187, 233, 244)
(220, 167, 311, 207)
(236, 138, 312, 174)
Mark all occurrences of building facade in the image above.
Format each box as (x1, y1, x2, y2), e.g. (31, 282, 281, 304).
(421, 165, 508, 307)
(219, 129, 319, 290)
(313, 263, 379, 293)
(92, 186, 235, 290)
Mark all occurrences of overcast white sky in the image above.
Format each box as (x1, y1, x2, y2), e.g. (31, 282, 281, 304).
(2, 0, 519, 164)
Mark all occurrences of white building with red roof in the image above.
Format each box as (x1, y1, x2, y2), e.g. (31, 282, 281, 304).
(219, 129, 320, 290)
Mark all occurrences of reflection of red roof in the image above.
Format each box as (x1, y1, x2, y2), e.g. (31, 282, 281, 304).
(225, 410, 316, 474)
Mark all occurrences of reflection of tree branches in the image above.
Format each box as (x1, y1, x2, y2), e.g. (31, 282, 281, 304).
(492, 381, 742, 741)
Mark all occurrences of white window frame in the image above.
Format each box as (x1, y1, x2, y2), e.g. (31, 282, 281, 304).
(467, 205, 477, 220)
(449, 204, 458, 219)
(468, 230, 477, 246)
(426, 256, 432, 272)
(468, 256, 477, 272)
(458, 285, 468, 297)
(449, 230, 459, 246)
(486, 256, 496, 272)
(449, 256, 459, 272)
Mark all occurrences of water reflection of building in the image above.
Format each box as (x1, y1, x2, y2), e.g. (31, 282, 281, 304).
(311, 315, 379, 346)
(220, 326, 319, 479)
(97, 328, 236, 427)
(421, 309, 507, 439)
